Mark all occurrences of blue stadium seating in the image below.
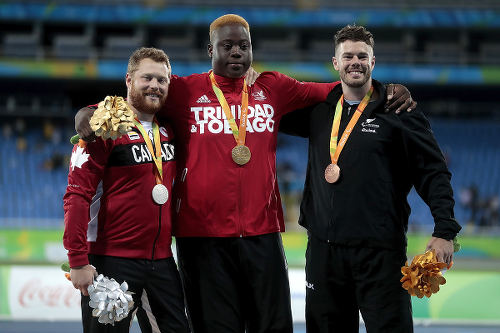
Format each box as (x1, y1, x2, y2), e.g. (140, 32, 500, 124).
(0, 129, 69, 228)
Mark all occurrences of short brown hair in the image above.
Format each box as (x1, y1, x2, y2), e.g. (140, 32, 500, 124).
(209, 14, 250, 42)
(334, 25, 374, 53)
(127, 47, 171, 75)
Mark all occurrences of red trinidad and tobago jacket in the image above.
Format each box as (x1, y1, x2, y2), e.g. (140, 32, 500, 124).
(160, 71, 338, 238)
(63, 124, 176, 268)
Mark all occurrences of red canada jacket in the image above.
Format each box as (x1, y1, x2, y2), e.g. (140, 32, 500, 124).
(63, 124, 176, 268)
(161, 71, 338, 237)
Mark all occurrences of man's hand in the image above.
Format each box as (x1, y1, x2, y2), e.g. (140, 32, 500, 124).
(75, 107, 97, 142)
(385, 84, 417, 114)
(425, 237, 454, 267)
(245, 67, 260, 86)
(70, 264, 97, 296)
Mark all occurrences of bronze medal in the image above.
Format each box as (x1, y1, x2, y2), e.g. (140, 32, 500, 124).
(231, 145, 251, 165)
(324, 163, 340, 183)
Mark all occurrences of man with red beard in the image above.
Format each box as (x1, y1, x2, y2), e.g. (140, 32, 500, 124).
(279, 25, 461, 333)
(63, 47, 190, 333)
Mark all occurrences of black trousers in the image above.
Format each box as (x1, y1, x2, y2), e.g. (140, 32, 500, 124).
(81, 255, 190, 333)
(176, 233, 293, 333)
(305, 234, 413, 333)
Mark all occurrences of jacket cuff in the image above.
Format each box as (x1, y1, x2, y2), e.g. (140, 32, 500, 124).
(432, 218, 462, 240)
(68, 253, 89, 268)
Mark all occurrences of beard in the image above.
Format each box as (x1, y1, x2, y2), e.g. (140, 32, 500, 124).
(129, 84, 166, 115)
(340, 65, 372, 88)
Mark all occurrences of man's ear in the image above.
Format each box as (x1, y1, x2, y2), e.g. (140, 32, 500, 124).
(207, 43, 213, 58)
(332, 56, 339, 71)
(125, 73, 131, 89)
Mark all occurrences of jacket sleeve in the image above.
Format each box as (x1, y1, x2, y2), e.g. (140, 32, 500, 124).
(399, 110, 461, 240)
(278, 106, 314, 138)
(63, 140, 110, 268)
(263, 71, 339, 117)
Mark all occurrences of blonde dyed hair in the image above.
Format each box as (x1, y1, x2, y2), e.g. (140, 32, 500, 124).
(127, 47, 171, 75)
(209, 14, 250, 42)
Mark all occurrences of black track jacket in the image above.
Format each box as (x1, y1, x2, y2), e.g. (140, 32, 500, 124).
(279, 80, 461, 250)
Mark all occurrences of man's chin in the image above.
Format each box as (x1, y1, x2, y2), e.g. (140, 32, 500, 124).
(131, 100, 163, 115)
(144, 103, 163, 114)
(226, 65, 247, 78)
(345, 78, 369, 88)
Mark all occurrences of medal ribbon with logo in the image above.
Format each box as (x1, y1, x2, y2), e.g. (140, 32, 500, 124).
(133, 118, 169, 205)
(325, 86, 374, 183)
(209, 71, 250, 165)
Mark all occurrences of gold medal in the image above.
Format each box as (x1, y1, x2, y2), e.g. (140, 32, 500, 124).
(324, 163, 340, 183)
(210, 72, 251, 167)
(231, 145, 251, 165)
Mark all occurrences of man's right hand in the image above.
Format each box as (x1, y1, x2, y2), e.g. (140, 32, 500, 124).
(425, 237, 454, 267)
(75, 107, 97, 142)
(70, 264, 97, 296)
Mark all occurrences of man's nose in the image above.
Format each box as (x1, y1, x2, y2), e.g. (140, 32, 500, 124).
(149, 79, 159, 89)
(230, 46, 242, 57)
(350, 58, 361, 66)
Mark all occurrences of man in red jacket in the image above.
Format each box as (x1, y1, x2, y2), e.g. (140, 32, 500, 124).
(64, 47, 189, 333)
(75, 15, 415, 333)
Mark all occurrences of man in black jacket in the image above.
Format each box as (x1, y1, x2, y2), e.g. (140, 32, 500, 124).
(279, 25, 461, 333)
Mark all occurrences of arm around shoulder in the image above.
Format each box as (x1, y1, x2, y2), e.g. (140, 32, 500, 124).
(279, 105, 314, 138)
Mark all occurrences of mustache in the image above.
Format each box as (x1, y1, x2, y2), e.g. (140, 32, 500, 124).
(143, 90, 164, 97)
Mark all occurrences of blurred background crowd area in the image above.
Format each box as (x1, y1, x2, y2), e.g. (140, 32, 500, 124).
(1, 0, 500, 236)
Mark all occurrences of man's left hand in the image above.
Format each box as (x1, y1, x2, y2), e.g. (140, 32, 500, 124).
(425, 236, 454, 267)
(385, 84, 417, 114)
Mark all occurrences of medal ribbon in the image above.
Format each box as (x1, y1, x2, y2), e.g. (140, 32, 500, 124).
(133, 118, 163, 184)
(209, 71, 249, 146)
(329, 86, 374, 164)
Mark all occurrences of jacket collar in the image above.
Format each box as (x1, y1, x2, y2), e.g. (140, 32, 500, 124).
(326, 79, 386, 119)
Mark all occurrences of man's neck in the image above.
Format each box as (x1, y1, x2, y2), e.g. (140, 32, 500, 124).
(212, 69, 244, 80)
(341, 80, 373, 101)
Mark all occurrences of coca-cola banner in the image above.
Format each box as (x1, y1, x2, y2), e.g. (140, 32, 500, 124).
(0, 265, 308, 321)
(7, 266, 81, 320)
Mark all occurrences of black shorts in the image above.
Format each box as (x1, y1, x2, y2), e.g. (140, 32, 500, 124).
(176, 232, 293, 333)
(81, 255, 189, 333)
(305, 234, 413, 333)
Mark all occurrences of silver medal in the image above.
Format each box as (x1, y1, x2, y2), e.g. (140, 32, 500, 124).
(152, 184, 169, 205)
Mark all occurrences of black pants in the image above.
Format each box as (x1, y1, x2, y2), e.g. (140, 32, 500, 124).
(176, 233, 293, 333)
(305, 234, 413, 333)
(81, 255, 190, 333)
